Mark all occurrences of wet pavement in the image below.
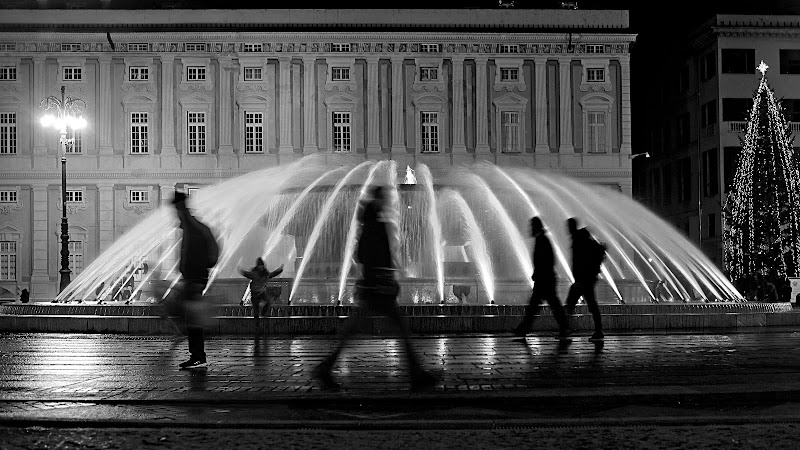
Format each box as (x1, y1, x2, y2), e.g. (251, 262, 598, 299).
(3, 331, 800, 448)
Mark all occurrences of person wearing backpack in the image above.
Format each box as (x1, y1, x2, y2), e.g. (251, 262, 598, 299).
(564, 217, 606, 341)
(173, 189, 220, 369)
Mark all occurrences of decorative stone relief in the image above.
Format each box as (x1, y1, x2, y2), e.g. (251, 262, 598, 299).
(179, 57, 214, 91)
(122, 186, 156, 215)
(236, 56, 272, 92)
(324, 57, 357, 92)
(56, 187, 88, 215)
(579, 58, 612, 92)
(493, 58, 526, 92)
(122, 57, 156, 93)
(0, 187, 22, 215)
(412, 58, 446, 92)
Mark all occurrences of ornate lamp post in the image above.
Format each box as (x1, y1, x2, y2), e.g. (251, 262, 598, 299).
(40, 86, 87, 293)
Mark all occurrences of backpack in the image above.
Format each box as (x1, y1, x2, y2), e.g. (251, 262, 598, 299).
(198, 222, 220, 268)
(590, 238, 607, 272)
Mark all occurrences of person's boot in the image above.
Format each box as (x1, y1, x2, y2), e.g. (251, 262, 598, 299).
(589, 330, 605, 341)
(311, 362, 340, 391)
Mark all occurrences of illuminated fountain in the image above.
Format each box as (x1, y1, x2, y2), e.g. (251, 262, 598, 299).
(56, 154, 742, 306)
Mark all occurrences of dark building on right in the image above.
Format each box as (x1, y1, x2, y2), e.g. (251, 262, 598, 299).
(635, 14, 800, 270)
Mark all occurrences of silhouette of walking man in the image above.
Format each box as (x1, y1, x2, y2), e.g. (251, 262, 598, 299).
(512, 216, 570, 339)
(173, 190, 220, 369)
(312, 185, 438, 390)
(564, 217, 605, 341)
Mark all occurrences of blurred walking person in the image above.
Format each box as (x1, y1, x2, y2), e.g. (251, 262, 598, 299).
(564, 217, 606, 341)
(240, 258, 283, 332)
(312, 185, 438, 390)
(173, 190, 220, 369)
(512, 217, 570, 339)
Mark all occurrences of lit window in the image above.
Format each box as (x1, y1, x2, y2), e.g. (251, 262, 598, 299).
(68, 240, 83, 276)
(185, 43, 206, 52)
(187, 112, 206, 154)
(0, 112, 16, 155)
(501, 111, 520, 153)
(244, 112, 264, 153)
(331, 43, 351, 52)
(243, 67, 262, 81)
(587, 68, 605, 82)
(0, 66, 16, 81)
(243, 43, 262, 52)
(65, 128, 82, 154)
(63, 66, 82, 81)
(420, 112, 439, 153)
(0, 44, 15, 52)
(130, 113, 148, 154)
(499, 44, 518, 54)
(129, 190, 149, 203)
(419, 43, 440, 53)
(186, 66, 206, 81)
(128, 43, 149, 52)
(331, 67, 350, 81)
(65, 190, 83, 203)
(0, 190, 16, 203)
(0, 241, 16, 281)
(129, 66, 149, 81)
(420, 67, 438, 81)
(585, 44, 604, 54)
(61, 43, 81, 52)
(500, 68, 519, 82)
(332, 112, 351, 152)
(587, 111, 607, 153)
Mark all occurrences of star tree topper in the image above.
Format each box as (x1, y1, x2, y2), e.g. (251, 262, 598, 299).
(757, 60, 769, 75)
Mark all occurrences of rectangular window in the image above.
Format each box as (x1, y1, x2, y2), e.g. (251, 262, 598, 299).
(724, 146, 741, 192)
(130, 112, 148, 154)
(129, 66, 149, 81)
(678, 113, 690, 145)
(128, 43, 149, 52)
(0, 241, 16, 281)
(0, 112, 16, 155)
(332, 112, 351, 152)
(185, 43, 206, 52)
(700, 101, 717, 128)
(331, 67, 350, 81)
(722, 98, 753, 122)
(707, 213, 716, 238)
(782, 99, 800, 122)
(65, 128, 81, 154)
(585, 44, 604, 54)
(243, 43, 262, 52)
(680, 158, 692, 203)
(331, 43, 351, 52)
(68, 240, 83, 276)
(501, 111, 520, 153)
(0, 43, 15, 52)
(187, 112, 206, 154)
(61, 43, 81, 52)
(587, 111, 606, 153)
(500, 68, 519, 82)
(63, 66, 82, 81)
(186, 66, 206, 81)
(420, 112, 439, 153)
(419, 43, 440, 53)
(244, 112, 264, 153)
(0, 66, 16, 81)
(65, 190, 83, 203)
(499, 44, 518, 53)
(129, 190, 149, 203)
(0, 190, 16, 203)
(700, 52, 716, 81)
(243, 67, 262, 81)
(703, 148, 719, 196)
(721, 49, 755, 74)
(420, 67, 438, 81)
(586, 67, 605, 82)
(780, 49, 800, 74)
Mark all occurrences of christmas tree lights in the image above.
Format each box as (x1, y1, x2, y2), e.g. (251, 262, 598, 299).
(724, 61, 800, 285)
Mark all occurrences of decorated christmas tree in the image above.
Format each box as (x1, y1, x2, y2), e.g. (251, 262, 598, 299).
(724, 61, 800, 286)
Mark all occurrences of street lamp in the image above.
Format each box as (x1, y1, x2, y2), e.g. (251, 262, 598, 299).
(40, 86, 87, 293)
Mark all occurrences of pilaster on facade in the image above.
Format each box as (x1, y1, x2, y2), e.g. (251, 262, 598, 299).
(30, 184, 51, 298)
(97, 183, 114, 253)
(160, 55, 177, 160)
(366, 56, 381, 155)
(474, 56, 491, 155)
(302, 56, 318, 154)
(558, 57, 574, 153)
(218, 57, 235, 157)
(534, 57, 550, 153)
(32, 56, 47, 156)
(390, 56, 405, 154)
(97, 56, 113, 155)
(278, 57, 293, 154)
(619, 54, 632, 154)
(451, 56, 467, 153)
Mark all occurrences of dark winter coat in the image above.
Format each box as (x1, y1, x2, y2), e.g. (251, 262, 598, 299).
(177, 206, 218, 282)
(356, 200, 393, 270)
(571, 227, 603, 282)
(532, 231, 556, 284)
(240, 263, 283, 296)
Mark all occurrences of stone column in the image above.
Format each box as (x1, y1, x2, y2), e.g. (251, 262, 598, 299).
(366, 56, 381, 156)
(97, 183, 114, 253)
(160, 55, 177, 164)
(474, 56, 490, 154)
(302, 56, 317, 154)
(278, 57, 293, 154)
(619, 55, 633, 154)
(390, 57, 405, 153)
(558, 57, 574, 153)
(30, 184, 52, 298)
(451, 56, 467, 153)
(32, 57, 47, 157)
(98, 56, 113, 154)
(218, 57, 234, 157)
(534, 57, 549, 154)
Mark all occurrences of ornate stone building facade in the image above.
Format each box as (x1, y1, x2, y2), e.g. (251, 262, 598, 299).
(0, 9, 636, 299)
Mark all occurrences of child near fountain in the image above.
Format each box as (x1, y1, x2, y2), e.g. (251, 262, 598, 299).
(239, 258, 283, 332)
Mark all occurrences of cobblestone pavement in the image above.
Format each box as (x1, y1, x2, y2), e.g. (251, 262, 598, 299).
(3, 331, 800, 448)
